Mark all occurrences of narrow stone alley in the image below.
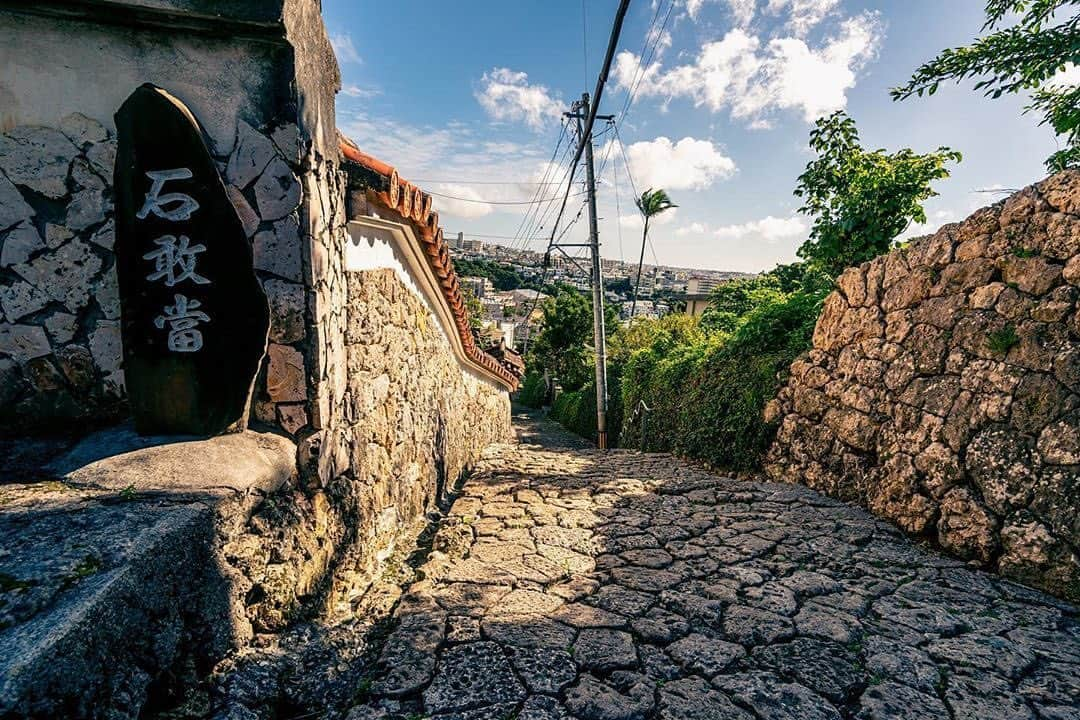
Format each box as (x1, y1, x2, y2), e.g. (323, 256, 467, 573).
(335, 409, 1080, 720)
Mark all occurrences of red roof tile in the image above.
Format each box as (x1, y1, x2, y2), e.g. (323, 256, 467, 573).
(339, 137, 520, 390)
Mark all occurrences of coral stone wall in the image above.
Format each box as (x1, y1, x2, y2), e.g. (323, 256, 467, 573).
(766, 172, 1080, 601)
(0, 113, 311, 434)
(0, 3, 310, 435)
(0, 1, 513, 625)
(0, 116, 124, 426)
(325, 268, 511, 603)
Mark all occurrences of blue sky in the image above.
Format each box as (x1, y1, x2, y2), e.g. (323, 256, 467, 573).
(324, 0, 1060, 273)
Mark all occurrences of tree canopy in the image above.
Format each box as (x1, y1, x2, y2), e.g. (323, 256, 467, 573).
(793, 111, 961, 277)
(526, 286, 610, 389)
(452, 258, 535, 291)
(893, 0, 1080, 171)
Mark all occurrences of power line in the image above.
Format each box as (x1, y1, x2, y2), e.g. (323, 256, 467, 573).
(543, 0, 631, 258)
(613, 123, 640, 198)
(424, 187, 588, 205)
(524, 0, 631, 370)
(413, 178, 568, 185)
(511, 120, 575, 252)
(516, 138, 579, 250)
(617, 0, 675, 126)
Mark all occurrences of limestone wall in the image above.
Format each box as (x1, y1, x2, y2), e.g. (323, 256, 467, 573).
(0, 0, 512, 626)
(0, 4, 307, 434)
(766, 171, 1080, 601)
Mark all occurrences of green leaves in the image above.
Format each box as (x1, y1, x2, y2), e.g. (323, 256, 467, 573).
(894, 0, 1080, 170)
(528, 285, 607, 391)
(634, 188, 679, 219)
(793, 111, 960, 278)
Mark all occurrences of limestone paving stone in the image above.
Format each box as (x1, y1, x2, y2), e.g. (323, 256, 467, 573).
(563, 673, 653, 720)
(666, 633, 744, 677)
(508, 646, 577, 694)
(422, 642, 525, 715)
(855, 682, 949, 720)
(341, 410, 1080, 720)
(573, 628, 637, 672)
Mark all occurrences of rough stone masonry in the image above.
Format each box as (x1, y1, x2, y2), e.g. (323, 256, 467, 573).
(0, 4, 514, 715)
(767, 171, 1080, 602)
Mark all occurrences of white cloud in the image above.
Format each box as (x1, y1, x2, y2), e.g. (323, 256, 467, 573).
(338, 110, 569, 228)
(616, 11, 883, 125)
(713, 215, 807, 244)
(768, 0, 840, 35)
(330, 33, 362, 64)
(475, 68, 563, 131)
(341, 84, 380, 99)
(619, 208, 679, 230)
(617, 136, 737, 191)
(687, 0, 834, 32)
(676, 221, 711, 236)
(686, 0, 753, 24)
(431, 184, 495, 219)
(725, 0, 756, 26)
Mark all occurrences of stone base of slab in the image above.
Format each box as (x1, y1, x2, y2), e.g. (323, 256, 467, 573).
(0, 427, 296, 719)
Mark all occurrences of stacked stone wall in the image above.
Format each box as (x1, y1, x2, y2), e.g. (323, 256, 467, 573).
(0, 1, 512, 629)
(0, 113, 312, 435)
(766, 171, 1080, 601)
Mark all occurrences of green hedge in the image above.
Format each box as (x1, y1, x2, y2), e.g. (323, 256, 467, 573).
(518, 372, 547, 408)
(548, 369, 624, 447)
(620, 290, 823, 470)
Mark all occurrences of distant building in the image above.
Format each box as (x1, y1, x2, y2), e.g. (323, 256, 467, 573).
(511, 289, 547, 305)
(498, 321, 518, 347)
(687, 277, 721, 294)
(461, 276, 494, 299)
(682, 293, 711, 317)
(623, 300, 659, 320)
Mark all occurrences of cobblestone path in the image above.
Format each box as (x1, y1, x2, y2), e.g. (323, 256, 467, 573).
(345, 411, 1079, 720)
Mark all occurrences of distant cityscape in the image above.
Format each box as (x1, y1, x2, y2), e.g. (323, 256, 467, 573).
(447, 231, 754, 351)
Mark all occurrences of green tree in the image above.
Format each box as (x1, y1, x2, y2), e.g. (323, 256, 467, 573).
(529, 287, 594, 389)
(452, 258, 534, 291)
(892, 0, 1080, 171)
(607, 313, 704, 365)
(631, 188, 678, 318)
(794, 111, 961, 277)
(528, 285, 618, 390)
(461, 285, 484, 333)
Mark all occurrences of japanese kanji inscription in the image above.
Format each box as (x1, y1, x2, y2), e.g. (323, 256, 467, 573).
(114, 84, 270, 435)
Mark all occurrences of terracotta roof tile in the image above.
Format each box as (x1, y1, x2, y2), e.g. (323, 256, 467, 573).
(339, 137, 520, 390)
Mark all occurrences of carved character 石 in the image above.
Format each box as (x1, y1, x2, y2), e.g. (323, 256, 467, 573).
(137, 168, 200, 221)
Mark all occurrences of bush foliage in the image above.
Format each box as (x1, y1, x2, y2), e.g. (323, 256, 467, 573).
(794, 111, 960, 277)
(620, 279, 825, 469)
(534, 112, 947, 470)
(518, 372, 547, 409)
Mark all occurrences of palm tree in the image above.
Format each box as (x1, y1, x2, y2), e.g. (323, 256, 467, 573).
(630, 188, 677, 320)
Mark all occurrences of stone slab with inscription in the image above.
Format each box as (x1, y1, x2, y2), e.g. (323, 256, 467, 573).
(114, 84, 270, 435)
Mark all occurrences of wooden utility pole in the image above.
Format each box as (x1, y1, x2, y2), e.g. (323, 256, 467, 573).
(567, 94, 614, 449)
(538, 0, 630, 450)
